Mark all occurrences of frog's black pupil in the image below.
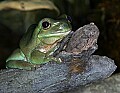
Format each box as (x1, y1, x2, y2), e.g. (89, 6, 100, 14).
(67, 16, 72, 23)
(42, 21, 50, 29)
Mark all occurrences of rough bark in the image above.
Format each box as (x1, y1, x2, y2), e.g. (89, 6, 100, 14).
(0, 23, 117, 93)
(65, 73, 120, 93)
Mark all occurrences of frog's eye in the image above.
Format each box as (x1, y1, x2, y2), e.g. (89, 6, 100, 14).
(67, 16, 72, 23)
(42, 21, 51, 29)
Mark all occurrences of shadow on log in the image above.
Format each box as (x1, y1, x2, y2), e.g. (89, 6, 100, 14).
(0, 23, 116, 93)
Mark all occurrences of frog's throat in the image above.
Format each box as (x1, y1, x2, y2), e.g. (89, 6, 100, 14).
(38, 31, 70, 38)
(36, 38, 60, 53)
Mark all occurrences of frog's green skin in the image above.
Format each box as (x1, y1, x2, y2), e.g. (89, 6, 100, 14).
(6, 15, 72, 70)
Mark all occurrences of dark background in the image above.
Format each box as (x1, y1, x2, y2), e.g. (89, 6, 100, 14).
(0, 0, 120, 72)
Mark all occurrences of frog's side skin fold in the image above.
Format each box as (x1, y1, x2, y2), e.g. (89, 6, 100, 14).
(6, 15, 72, 70)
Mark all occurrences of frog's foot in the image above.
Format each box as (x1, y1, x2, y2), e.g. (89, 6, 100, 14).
(47, 57, 62, 63)
(6, 60, 38, 70)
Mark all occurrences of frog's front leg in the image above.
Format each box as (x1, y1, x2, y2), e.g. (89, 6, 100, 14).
(44, 54, 62, 63)
(30, 48, 62, 65)
(45, 46, 62, 63)
(30, 50, 61, 64)
(6, 49, 36, 70)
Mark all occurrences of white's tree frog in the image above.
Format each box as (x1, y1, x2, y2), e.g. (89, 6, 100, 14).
(6, 15, 72, 70)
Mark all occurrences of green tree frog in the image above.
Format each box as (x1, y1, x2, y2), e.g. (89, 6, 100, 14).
(6, 15, 72, 70)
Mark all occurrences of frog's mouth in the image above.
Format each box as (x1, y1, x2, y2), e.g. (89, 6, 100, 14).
(50, 31, 70, 36)
(39, 30, 71, 38)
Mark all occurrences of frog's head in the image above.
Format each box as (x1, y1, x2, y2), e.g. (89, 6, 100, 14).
(36, 15, 72, 44)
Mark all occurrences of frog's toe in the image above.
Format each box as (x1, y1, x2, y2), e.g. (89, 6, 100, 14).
(54, 58, 62, 63)
(58, 58, 62, 62)
(33, 64, 42, 70)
